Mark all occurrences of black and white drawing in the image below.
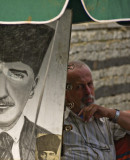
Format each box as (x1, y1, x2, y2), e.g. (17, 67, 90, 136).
(0, 24, 54, 160)
(0, 10, 72, 160)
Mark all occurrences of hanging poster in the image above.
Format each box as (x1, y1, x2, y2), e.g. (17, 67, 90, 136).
(0, 10, 72, 160)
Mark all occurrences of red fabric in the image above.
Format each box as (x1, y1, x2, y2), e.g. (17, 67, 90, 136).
(114, 110, 130, 160)
(115, 134, 130, 154)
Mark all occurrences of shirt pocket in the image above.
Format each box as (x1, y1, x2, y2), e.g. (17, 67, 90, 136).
(85, 139, 110, 151)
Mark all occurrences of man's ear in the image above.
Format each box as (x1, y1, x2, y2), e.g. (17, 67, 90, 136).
(65, 92, 75, 110)
(29, 77, 39, 99)
(65, 90, 73, 104)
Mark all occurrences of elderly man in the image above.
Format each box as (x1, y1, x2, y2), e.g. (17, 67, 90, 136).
(0, 24, 54, 160)
(36, 134, 60, 160)
(62, 61, 130, 160)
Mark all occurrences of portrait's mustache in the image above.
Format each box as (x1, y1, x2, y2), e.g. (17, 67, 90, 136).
(0, 97, 15, 107)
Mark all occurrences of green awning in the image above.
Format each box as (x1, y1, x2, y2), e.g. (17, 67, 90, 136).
(81, 0, 130, 22)
(0, 0, 69, 24)
(0, 0, 130, 24)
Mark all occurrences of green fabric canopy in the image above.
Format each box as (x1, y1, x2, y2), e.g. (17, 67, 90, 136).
(0, 0, 69, 23)
(82, 0, 130, 22)
(0, 0, 130, 24)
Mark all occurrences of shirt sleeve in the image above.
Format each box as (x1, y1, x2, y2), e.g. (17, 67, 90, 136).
(108, 121, 130, 141)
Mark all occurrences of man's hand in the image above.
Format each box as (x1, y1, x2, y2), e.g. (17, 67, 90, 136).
(78, 104, 130, 131)
(78, 104, 115, 122)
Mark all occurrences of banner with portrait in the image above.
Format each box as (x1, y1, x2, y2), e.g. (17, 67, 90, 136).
(0, 10, 72, 160)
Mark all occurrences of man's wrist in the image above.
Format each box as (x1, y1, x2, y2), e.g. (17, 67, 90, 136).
(109, 109, 120, 123)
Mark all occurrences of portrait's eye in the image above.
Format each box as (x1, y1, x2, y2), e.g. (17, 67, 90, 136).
(49, 152, 55, 156)
(41, 152, 47, 157)
(8, 69, 26, 80)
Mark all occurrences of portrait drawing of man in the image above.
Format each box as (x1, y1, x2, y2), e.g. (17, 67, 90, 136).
(0, 24, 54, 160)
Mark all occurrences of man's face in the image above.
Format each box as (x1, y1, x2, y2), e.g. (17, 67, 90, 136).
(0, 61, 35, 129)
(39, 151, 56, 160)
(66, 66, 95, 114)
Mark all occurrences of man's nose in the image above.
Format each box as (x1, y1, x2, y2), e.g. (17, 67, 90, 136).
(84, 85, 91, 94)
(46, 154, 51, 159)
(0, 73, 8, 98)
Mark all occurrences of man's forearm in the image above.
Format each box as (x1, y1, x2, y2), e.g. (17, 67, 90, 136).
(115, 111, 130, 131)
(79, 104, 130, 131)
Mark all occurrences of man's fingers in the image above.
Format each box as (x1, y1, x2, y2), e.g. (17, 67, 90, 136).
(85, 105, 98, 121)
(78, 104, 109, 121)
(78, 109, 83, 116)
(79, 104, 100, 121)
(81, 104, 95, 121)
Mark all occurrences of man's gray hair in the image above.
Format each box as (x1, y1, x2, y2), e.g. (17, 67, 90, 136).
(68, 60, 92, 73)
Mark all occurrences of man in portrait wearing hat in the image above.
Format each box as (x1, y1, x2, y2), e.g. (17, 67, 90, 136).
(36, 134, 60, 160)
(0, 24, 54, 160)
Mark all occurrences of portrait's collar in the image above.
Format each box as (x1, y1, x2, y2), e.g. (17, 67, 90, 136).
(0, 115, 24, 143)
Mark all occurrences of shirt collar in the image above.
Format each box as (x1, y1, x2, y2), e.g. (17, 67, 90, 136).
(0, 115, 24, 142)
(64, 107, 87, 121)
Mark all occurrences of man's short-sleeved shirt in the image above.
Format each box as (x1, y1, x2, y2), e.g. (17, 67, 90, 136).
(62, 111, 129, 160)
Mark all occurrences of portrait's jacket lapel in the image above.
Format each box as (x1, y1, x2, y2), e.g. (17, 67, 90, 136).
(19, 116, 50, 160)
